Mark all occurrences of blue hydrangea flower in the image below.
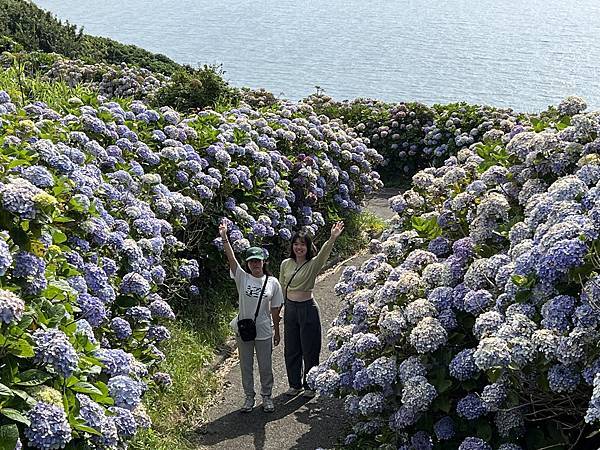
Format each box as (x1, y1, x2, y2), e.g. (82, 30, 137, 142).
(358, 392, 385, 416)
(22, 165, 54, 188)
(77, 393, 118, 448)
(147, 325, 171, 342)
(463, 290, 493, 315)
(398, 356, 426, 383)
(401, 376, 437, 413)
(120, 272, 151, 297)
(109, 406, 138, 438)
(0, 238, 12, 276)
(411, 431, 433, 450)
(0, 177, 43, 219)
(0, 288, 25, 324)
(433, 416, 455, 440)
(33, 328, 78, 377)
(96, 348, 133, 377)
(76, 293, 107, 327)
(148, 298, 175, 320)
(152, 372, 173, 388)
(409, 317, 447, 353)
(548, 364, 580, 393)
(108, 375, 145, 410)
(449, 349, 478, 381)
(458, 437, 492, 450)
(110, 317, 132, 340)
(25, 402, 72, 450)
(456, 393, 486, 420)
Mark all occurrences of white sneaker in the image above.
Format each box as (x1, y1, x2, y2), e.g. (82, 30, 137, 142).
(240, 397, 254, 413)
(262, 396, 275, 413)
(285, 387, 302, 396)
(302, 389, 316, 398)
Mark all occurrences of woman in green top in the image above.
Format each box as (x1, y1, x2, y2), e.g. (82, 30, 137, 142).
(279, 221, 344, 398)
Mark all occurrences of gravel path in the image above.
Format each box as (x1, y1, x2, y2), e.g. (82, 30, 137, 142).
(192, 188, 398, 450)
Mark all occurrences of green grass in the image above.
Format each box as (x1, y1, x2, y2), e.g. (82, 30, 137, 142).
(130, 287, 237, 450)
(0, 62, 97, 110)
(335, 210, 387, 259)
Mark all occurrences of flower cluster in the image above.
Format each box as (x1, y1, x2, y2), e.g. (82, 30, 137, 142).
(43, 59, 169, 100)
(0, 85, 382, 448)
(312, 98, 600, 449)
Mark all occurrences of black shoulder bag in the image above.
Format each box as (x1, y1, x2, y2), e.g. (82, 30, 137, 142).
(237, 275, 269, 342)
(285, 261, 308, 299)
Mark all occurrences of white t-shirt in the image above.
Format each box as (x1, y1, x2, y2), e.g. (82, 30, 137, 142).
(229, 262, 284, 340)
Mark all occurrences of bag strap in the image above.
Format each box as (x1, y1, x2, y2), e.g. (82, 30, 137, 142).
(285, 261, 308, 298)
(253, 275, 269, 320)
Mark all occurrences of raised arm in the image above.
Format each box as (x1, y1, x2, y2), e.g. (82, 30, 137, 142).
(312, 221, 345, 269)
(219, 221, 239, 275)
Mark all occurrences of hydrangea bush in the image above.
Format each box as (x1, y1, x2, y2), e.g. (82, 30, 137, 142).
(0, 87, 382, 449)
(305, 93, 573, 184)
(43, 59, 170, 100)
(309, 97, 600, 449)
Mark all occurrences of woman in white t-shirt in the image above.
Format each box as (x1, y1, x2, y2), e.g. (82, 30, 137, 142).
(219, 222, 284, 413)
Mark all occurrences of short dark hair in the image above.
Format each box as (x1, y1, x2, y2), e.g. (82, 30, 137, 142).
(289, 230, 316, 261)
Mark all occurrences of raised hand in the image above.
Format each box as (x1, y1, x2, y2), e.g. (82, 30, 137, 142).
(218, 221, 228, 239)
(331, 221, 344, 239)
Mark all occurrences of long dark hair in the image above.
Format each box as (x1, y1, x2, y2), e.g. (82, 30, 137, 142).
(289, 230, 317, 261)
(244, 260, 272, 276)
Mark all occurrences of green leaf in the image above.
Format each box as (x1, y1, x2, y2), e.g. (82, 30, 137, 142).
(7, 337, 34, 358)
(15, 369, 54, 386)
(511, 275, 529, 287)
(52, 216, 74, 223)
(72, 422, 102, 436)
(476, 421, 493, 441)
(1, 408, 31, 426)
(47, 304, 66, 327)
(12, 389, 38, 407)
(71, 382, 102, 396)
(51, 229, 67, 244)
(7, 159, 29, 169)
(0, 424, 19, 449)
(435, 379, 453, 393)
(0, 383, 13, 398)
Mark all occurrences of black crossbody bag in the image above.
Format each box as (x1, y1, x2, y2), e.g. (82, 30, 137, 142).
(237, 275, 269, 342)
(285, 261, 308, 299)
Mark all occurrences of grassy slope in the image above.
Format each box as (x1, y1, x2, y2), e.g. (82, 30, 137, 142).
(0, 0, 180, 74)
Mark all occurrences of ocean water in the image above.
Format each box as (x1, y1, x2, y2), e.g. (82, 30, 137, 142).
(34, 0, 600, 112)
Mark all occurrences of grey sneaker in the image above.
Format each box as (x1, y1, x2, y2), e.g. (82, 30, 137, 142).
(302, 389, 316, 398)
(240, 396, 254, 413)
(262, 396, 275, 413)
(285, 387, 302, 396)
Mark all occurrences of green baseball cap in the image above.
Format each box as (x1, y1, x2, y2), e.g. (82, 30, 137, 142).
(245, 247, 265, 261)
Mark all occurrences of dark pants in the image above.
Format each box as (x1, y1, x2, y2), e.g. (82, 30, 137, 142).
(284, 299, 322, 389)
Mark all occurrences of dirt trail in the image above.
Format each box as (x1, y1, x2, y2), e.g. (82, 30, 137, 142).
(192, 188, 398, 450)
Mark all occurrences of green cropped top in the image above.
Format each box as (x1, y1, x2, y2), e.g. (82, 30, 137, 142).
(279, 238, 335, 294)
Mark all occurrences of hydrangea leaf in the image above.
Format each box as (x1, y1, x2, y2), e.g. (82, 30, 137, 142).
(0, 424, 19, 449)
(1, 408, 30, 426)
(15, 369, 54, 387)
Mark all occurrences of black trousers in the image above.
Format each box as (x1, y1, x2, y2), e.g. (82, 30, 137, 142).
(284, 299, 322, 389)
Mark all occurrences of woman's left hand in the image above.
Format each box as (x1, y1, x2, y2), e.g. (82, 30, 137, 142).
(331, 221, 344, 238)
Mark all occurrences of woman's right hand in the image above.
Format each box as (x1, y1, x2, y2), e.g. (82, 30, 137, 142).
(218, 221, 228, 239)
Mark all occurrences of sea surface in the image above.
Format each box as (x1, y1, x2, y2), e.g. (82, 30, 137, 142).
(34, 0, 600, 112)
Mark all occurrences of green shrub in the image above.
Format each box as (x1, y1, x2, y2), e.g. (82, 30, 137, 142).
(0, 0, 180, 74)
(152, 65, 240, 112)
